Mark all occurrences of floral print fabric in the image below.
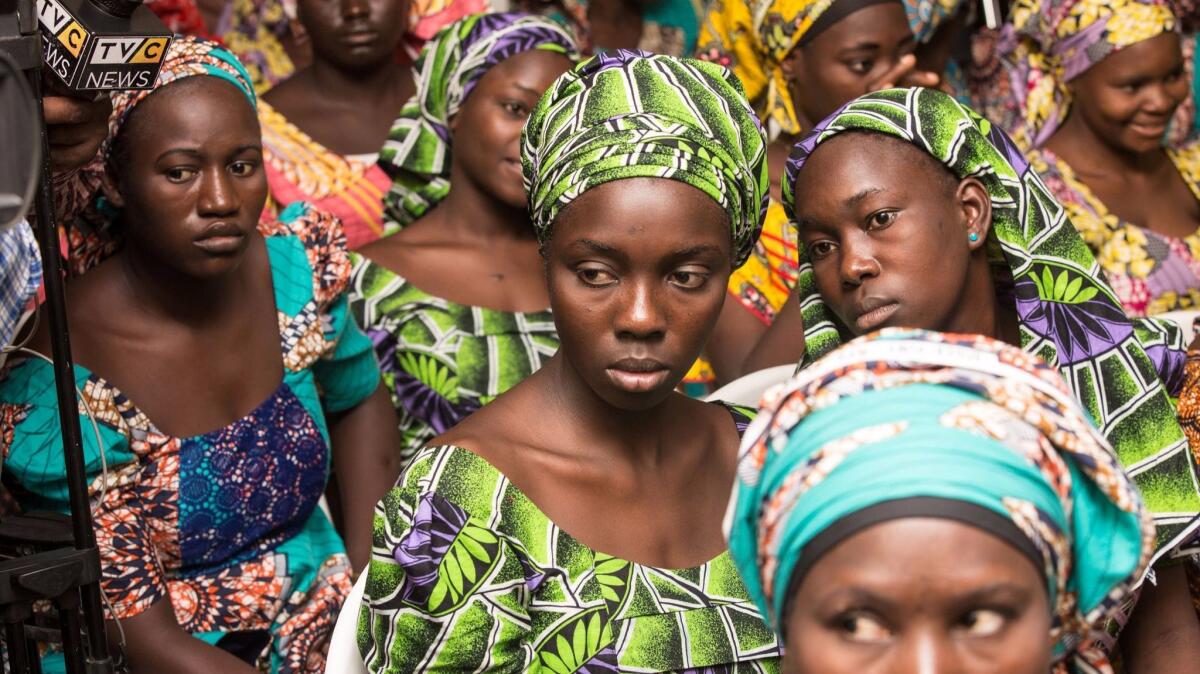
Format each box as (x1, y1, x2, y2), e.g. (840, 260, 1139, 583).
(784, 87, 1198, 555)
(726, 329, 1153, 673)
(0, 204, 381, 672)
(1031, 143, 1200, 317)
(347, 256, 559, 462)
(358, 405, 782, 672)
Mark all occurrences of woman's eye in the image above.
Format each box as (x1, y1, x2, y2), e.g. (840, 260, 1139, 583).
(809, 240, 836, 260)
(838, 612, 891, 643)
(869, 210, 897, 228)
(229, 161, 257, 177)
(669, 270, 708, 289)
(165, 167, 196, 183)
(958, 609, 1006, 637)
(848, 60, 873, 74)
(577, 267, 616, 287)
(502, 101, 529, 117)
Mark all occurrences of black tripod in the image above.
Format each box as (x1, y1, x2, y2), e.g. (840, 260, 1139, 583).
(0, 0, 117, 671)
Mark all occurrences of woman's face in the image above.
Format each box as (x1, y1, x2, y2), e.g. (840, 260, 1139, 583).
(783, 2, 916, 126)
(298, 0, 409, 71)
(784, 518, 1053, 674)
(1069, 32, 1187, 154)
(792, 132, 991, 335)
(107, 77, 267, 278)
(546, 178, 732, 410)
(450, 50, 574, 209)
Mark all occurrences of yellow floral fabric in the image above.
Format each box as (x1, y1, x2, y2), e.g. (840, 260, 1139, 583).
(696, 0, 835, 136)
(1030, 142, 1200, 316)
(1004, 0, 1178, 149)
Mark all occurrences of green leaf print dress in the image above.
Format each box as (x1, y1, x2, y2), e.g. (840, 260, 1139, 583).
(357, 405, 781, 673)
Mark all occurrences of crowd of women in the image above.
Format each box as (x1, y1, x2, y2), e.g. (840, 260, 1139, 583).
(10, 0, 1200, 671)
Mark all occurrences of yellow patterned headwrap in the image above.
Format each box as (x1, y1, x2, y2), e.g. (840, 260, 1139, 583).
(696, 0, 836, 135)
(1006, 0, 1178, 148)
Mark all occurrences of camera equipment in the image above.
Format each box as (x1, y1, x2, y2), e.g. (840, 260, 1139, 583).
(38, 0, 169, 91)
(0, 0, 169, 671)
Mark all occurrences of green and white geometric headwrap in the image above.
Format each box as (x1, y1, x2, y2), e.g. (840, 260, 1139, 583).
(522, 50, 769, 265)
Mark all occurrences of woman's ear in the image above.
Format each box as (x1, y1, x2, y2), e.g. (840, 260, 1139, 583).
(100, 170, 126, 210)
(958, 177, 991, 252)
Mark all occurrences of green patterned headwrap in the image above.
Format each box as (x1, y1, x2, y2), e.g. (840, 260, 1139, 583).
(726, 329, 1152, 668)
(783, 87, 1199, 555)
(378, 12, 580, 228)
(522, 50, 770, 266)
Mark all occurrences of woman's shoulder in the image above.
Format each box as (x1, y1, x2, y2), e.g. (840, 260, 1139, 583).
(383, 442, 554, 540)
(261, 202, 353, 310)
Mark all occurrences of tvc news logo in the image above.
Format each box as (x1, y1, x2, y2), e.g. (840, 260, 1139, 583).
(38, 0, 171, 91)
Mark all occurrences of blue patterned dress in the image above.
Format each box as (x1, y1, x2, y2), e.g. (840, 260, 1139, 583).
(0, 204, 381, 673)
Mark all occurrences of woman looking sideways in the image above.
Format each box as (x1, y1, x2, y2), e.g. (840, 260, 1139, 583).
(691, 0, 939, 386)
(728, 329, 1154, 674)
(348, 13, 580, 461)
(782, 86, 1200, 671)
(1009, 0, 1200, 318)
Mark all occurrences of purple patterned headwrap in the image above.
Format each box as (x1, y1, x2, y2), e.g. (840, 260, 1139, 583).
(377, 12, 581, 227)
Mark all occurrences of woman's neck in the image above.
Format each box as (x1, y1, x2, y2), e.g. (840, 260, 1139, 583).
(305, 56, 407, 106)
(1047, 112, 1165, 177)
(946, 256, 1021, 346)
(434, 173, 538, 243)
(118, 241, 246, 325)
(535, 355, 682, 469)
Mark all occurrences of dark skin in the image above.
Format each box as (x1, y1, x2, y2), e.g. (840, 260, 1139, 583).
(434, 179, 742, 567)
(262, 0, 414, 155)
(24, 77, 400, 673)
(749, 132, 1200, 672)
(44, 94, 111, 173)
(357, 50, 573, 312)
(743, 133, 1018, 371)
(1046, 32, 1199, 241)
(712, 2, 939, 382)
(786, 518, 1053, 674)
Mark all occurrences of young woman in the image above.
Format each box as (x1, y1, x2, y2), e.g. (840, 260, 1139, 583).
(259, 0, 414, 249)
(349, 13, 579, 460)
(727, 329, 1153, 674)
(357, 52, 780, 671)
(1003, 0, 1200, 317)
(782, 86, 1200, 671)
(0, 38, 401, 673)
(689, 0, 939, 388)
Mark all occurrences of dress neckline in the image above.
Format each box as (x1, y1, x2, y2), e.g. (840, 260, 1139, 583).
(1039, 144, 1200, 245)
(419, 402, 750, 574)
(350, 252, 554, 319)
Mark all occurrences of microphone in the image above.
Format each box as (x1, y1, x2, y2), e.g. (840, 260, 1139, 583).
(37, 0, 171, 91)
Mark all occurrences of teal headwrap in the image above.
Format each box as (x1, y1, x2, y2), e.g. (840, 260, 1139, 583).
(521, 50, 769, 266)
(726, 329, 1152, 669)
(105, 35, 256, 163)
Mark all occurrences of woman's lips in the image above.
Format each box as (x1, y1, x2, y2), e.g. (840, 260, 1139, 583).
(195, 222, 245, 255)
(194, 234, 245, 255)
(854, 302, 899, 332)
(1130, 121, 1167, 139)
(341, 31, 380, 46)
(605, 358, 671, 393)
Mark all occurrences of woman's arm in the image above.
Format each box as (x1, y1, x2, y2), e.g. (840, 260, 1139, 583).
(1119, 562, 1200, 673)
(742, 289, 806, 374)
(328, 383, 403, 572)
(113, 601, 259, 674)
